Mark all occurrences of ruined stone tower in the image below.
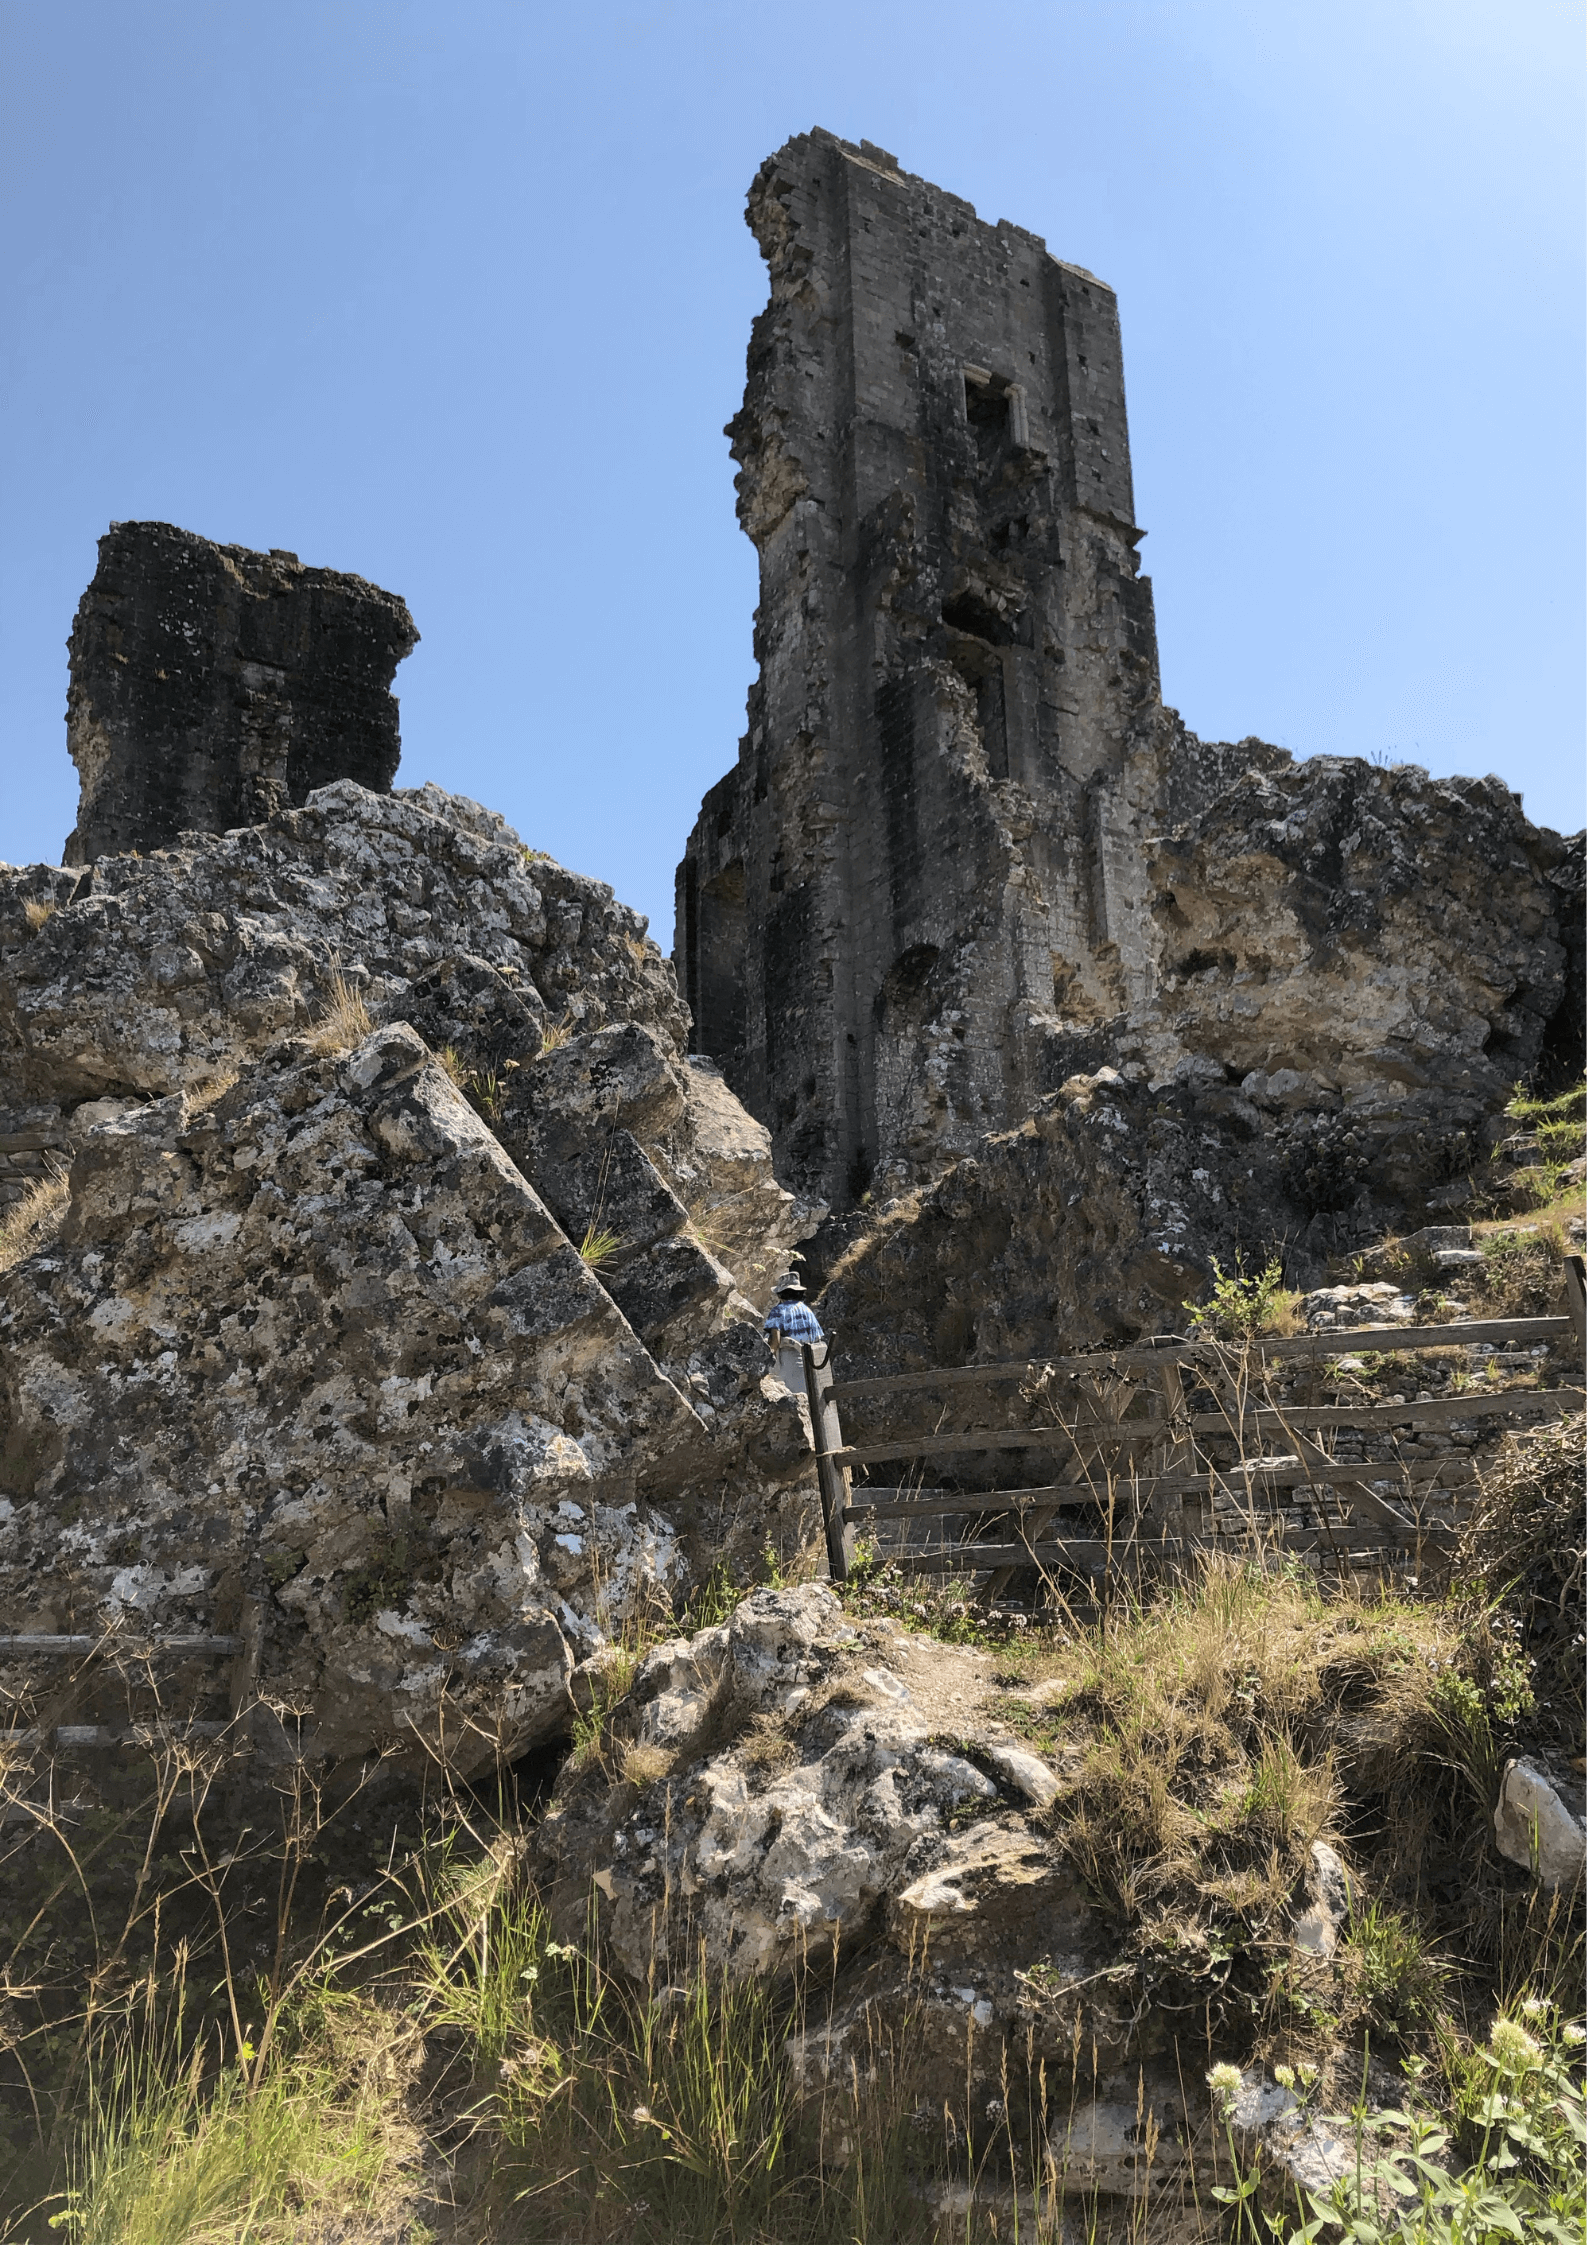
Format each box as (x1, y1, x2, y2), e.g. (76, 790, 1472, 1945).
(676, 130, 1172, 1208)
(64, 522, 418, 864)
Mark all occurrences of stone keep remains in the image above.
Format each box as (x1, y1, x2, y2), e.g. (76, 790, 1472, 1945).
(675, 130, 1581, 1213)
(64, 521, 418, 864)
(677, 129, 1168, 1206)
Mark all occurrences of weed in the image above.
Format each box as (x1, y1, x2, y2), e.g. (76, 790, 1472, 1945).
(568, 1635, 650, 1771)
(1342, 1900, 1450, 2038)
(437, 1045, 505, 1126)
(578, 1224, 624, 1270)
(184, 1069, 240, 1115)
(54, 1993, 420, 2245)
(1456, 1413, 1585, 1759)
(1474, 1225, 1568, 1316)
(537, 1014, 574, 1055)
(1189, 1255, 1302, 1340)
(835, 1551, 993, 1645)
(22, 898, 56, 935)
(1243, 2000, 1586, 2241)
(683, 1559, 747, 1630)
(618, 1742, 676, 1788)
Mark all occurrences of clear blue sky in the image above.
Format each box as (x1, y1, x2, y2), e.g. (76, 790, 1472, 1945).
(2, 1, 1582, 945)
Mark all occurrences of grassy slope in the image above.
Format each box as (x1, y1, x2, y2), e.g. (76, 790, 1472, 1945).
(0, 1412, 1580, 2243)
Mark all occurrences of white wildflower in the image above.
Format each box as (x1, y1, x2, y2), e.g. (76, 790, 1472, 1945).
(1207, 2061, 1243, 2112)
(1487, 2018, 1542, 2072)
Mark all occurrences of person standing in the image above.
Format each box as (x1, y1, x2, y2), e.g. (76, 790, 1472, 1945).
(763, 1272, 823, 1394)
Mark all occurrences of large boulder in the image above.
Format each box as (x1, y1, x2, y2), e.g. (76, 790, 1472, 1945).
(0, 787, 823, 1772)
(0, 1024, 710, 1767)
(1137, 757, 1580, 1116)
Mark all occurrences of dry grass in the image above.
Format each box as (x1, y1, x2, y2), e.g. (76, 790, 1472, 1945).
(22, 897, 56, 935)
(618, 1741, 676, 1787)
(185, 1068, 241, 1116)
(1456, 1412, 1585, 1757)
(1467, 1221, 1571, 1317)
(578, 1223, 624, 1269)
(1034, 1558, 1373, 1923)
(0, 1536, 1578, 2241)
(538, 1013, 575, 1055)
(305, 971, 373, 1055)
(0, 1163, 70, 1271)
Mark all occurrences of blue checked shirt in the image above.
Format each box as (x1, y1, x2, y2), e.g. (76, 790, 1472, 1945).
(763, 1298, 824, 1346)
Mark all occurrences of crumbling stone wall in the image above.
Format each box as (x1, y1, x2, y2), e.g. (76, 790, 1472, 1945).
(675, 130, 1169, 1207)
(64, 521, 417, 864)
(676, 132, 1583, 1218)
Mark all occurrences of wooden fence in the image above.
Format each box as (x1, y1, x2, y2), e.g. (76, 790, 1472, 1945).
(803, 1254, 1587, 1594)
(0, 1602, 263, 1818)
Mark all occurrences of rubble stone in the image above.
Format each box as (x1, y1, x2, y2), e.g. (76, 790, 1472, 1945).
(1493, 1756, 1587, 1888)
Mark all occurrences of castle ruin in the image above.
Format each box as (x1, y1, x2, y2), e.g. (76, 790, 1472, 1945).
(675, 129, 1257, 1207)
(64, 521, 418, 864)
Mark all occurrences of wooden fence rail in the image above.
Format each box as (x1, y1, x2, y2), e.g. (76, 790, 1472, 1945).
(809, 1261, 1586, 1590)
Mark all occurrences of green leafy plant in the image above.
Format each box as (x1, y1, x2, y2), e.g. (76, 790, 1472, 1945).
(1342, 1901, 1450, 2039)
(1189, 1255, 1302, 1340)
(1258, 2003, 1587, 2243)
(683, 1558, 747, 1631)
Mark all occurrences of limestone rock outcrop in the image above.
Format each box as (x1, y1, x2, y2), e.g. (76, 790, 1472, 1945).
(64, 522, 418, 865)
(817, 1060, 1400, 1380)
(0, 784, 821, 1771)
(1492, 1756, 1587, 1888)
(1134, 753, 1581, 1121)
(537, 1585, 1206, 2196)
(2, 780, 685, 1105)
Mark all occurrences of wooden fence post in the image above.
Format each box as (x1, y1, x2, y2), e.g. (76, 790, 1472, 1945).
(802, 1343, 854, 1583)
(1153, 1357, 1197, 1535)
(1564, 1254, 1586, 1355)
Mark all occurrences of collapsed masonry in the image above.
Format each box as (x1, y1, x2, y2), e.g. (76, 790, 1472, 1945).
(676, 130, 1582, 1230)
(64, 521, 417, 864)
(2, 772, 819, 1774)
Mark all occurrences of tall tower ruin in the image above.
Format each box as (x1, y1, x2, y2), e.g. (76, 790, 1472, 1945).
(676, 130, 1177, 1208)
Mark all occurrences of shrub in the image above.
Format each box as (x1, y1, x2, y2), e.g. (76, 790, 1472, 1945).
(1457, 1413, 1586, 1757)
(1189, 1255, 1302, 1340)
(1474, 1224, 1567, 1315)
